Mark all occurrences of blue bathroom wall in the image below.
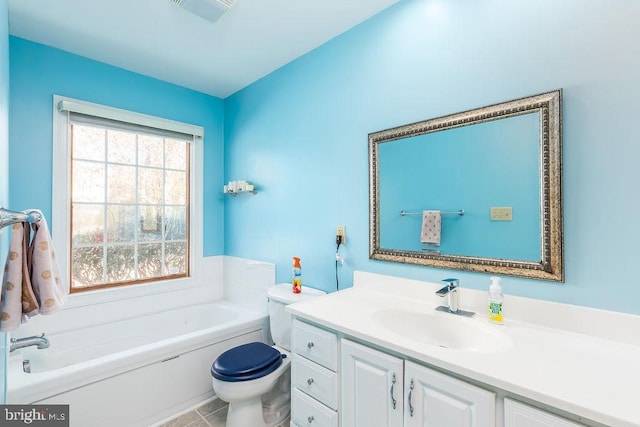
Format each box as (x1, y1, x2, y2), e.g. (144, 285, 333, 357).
(224, 0, 640, 314)
(8, 37, 225, 256)
(0, 0, 8, 403)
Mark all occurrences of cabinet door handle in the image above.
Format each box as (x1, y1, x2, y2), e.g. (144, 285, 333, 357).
(390, 373, 397, 409)
(307, 341, 314, 349)
(307, 377, 314, 385)
(408, 378, 415, 417)
(307, 415, 315, 423)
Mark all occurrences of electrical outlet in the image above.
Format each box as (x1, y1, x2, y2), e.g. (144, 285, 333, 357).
(336, 225, 346, 244)
(490, 207, 513, 221)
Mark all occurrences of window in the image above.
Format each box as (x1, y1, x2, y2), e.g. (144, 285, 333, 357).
(53, 97, 204, 294)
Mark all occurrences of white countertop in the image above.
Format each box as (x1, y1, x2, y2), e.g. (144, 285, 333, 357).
(287, 273, 640, 427)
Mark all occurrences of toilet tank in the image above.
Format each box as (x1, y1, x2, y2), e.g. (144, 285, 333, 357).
(267, 283, 326, 351)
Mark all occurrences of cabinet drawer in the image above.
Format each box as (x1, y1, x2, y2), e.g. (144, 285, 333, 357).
(292, 388, 338, 427)
(504, 398, 585, 426)
(292, 353, 338, 409)
(292, 319, 338, 370)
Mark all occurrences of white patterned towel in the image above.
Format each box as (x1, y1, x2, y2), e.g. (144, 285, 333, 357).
(0, 223, 39, 331)
(28, 215, 66, 316)
(0, 213, 67, 331)
(420, 210, 441, 246)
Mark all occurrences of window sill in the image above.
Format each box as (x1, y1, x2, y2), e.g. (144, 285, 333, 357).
(62, 276, 203, 310)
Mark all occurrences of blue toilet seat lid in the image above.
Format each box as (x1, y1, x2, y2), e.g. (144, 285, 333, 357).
(211, 342, 284, 382)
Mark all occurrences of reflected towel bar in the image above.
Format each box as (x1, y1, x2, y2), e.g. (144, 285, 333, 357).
(399, 210, 464, 216)
(0, 208, 43, 230)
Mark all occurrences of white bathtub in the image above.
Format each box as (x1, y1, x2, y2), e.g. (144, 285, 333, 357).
(7, 301, 269, 427)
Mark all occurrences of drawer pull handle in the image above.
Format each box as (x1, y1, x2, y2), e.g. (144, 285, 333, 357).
(390, 372, 397, 409)
(408, 378, 415, 417)
(307, 378, 314, 385)
(307, 341, 314, 349)
(307, 415, 315, 423)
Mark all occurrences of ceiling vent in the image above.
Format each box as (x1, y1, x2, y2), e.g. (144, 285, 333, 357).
(170, 0, 236, 23)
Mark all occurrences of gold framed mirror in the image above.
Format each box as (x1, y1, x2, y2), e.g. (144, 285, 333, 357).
(369, 90, 563, 281)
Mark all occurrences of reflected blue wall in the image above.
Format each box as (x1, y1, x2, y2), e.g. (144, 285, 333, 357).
(8, 37, 225, 256)
(379, 113, 540, 260)
(0, 0, 8, 404)
(224, 0, 640, 314)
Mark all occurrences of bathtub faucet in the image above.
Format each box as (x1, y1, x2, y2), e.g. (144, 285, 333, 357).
(9, 333, 50, 353)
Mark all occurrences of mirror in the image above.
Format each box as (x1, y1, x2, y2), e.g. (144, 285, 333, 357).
(369, 90, 563, 281)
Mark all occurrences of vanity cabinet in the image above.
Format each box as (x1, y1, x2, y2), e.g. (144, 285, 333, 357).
(405, 360, 495, 426)
(291, 319, 339, 427)
(292, 317, 583, 427)
(504, 399, 584, 427)
(340, 338, 494, 427)
(341, 339, 404, 426)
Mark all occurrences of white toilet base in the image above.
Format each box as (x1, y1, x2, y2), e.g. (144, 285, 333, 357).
(226, 395, 268, 427)
(212, 347, 291, 427)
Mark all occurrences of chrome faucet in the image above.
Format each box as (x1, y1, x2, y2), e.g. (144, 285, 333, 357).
(436, 278, 460, 313)
(436, 278, 475, 317)
(10, 333, 50, 353)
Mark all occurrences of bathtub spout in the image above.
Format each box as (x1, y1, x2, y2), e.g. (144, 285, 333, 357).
(10, 333, 50, 353)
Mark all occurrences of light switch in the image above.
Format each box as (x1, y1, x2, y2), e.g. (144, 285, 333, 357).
(490, 207, 512, 221)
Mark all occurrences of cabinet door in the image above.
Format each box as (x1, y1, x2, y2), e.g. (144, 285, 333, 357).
(405, 361, 495, 427)
(341, 339, 404, 427)
(504, 398, 585, 427)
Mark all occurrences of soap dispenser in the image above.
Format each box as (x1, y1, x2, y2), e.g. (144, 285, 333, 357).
(488, 276, 504, 324)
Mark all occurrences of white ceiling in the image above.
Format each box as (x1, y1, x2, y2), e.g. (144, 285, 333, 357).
(8, 0, 401, 98)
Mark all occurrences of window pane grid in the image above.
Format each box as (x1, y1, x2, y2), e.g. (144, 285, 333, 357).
(70, 123, 190, 291)
(133, 133, 140, 282)
(102, 127, 108, 284)
(73, 201, 187, 207)
(70, 157, 186, 173)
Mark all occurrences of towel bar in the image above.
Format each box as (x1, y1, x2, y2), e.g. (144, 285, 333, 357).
(0, 208, 43, 230)
(399, 210, 464, 216)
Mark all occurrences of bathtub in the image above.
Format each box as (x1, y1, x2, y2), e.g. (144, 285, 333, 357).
(7, 301, 269, 427)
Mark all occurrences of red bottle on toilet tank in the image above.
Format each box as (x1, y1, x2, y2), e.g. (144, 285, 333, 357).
(292, 257, 302, 294)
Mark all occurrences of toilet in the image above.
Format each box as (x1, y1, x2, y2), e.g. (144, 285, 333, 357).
(211, 283, 326, 427)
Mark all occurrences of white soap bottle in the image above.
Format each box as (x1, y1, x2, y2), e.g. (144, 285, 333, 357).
(488, 276, 504, 324)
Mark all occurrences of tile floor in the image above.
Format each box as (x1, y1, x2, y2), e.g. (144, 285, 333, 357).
(159, 399, 289, 427)
(159, 399, 229, 427)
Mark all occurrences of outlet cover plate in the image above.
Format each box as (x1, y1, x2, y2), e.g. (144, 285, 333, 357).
(490, 207, 513, 221)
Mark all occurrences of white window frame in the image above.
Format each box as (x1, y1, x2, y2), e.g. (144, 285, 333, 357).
(52, 95, 204, 307)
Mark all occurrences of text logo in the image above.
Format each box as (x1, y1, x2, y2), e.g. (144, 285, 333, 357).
(1, 405, 69, 426)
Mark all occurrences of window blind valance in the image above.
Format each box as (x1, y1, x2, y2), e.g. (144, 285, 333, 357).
(57, 99, 204, 139)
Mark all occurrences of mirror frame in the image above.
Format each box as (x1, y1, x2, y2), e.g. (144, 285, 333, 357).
(369, 89, 563, 282)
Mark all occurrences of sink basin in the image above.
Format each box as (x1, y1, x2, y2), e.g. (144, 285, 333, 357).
(373, 308, 510, 353)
